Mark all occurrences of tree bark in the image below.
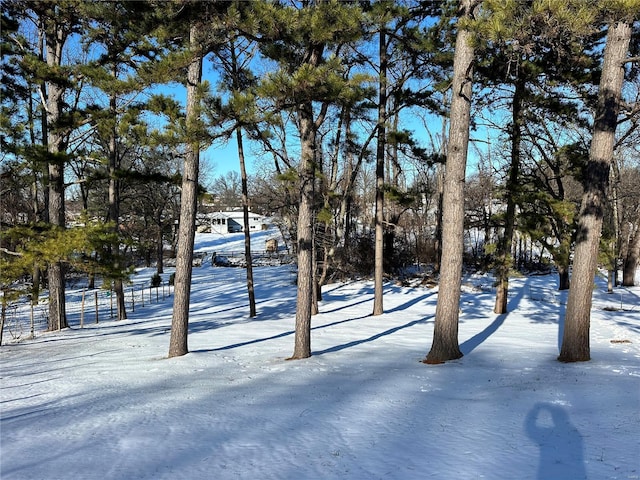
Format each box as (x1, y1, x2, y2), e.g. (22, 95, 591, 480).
(558, 264, 570, 291)
(44, 18, 68, 332)
(108, 91, 127, 321)
(373, 24, 387, 316)
(290, 102, 316, 359)
(559, 20, 631, 363)
(622, 222, 639, 286)
(434, 163, 445, 274)
(226, 31, 257, 318)
(168, 23, 203, 358)
(494, 74, 525, 314)
(424, 0, 476, 364)
(237, 126, 257, 317)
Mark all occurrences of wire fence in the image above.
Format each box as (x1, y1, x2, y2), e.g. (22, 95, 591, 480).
(527, 285, 638, 312)
(1, 281, 172, 345)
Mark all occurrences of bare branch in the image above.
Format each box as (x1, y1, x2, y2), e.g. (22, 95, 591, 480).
(1, 247, 24, 257)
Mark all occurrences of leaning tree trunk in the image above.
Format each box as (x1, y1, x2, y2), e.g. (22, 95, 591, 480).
(168, 23, 203, 358)
(424, 0, 476, 364)
(559, 20, 631, 363)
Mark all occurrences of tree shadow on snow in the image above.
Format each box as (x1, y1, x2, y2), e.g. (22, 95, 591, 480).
(191, 315, 372, 353)
(313, 316, 433, 356)
(313, 291, 436, 355)
(461, 280, 528, 356)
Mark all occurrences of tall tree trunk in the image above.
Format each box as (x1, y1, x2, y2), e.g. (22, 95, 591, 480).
(559, 20, 631, 363)
(237, 127, 257, 317)
(44, 27, 68, 332)
(424, 0, 476, 364)
(227, 38, 257, 318)
(373, 24, 387, 316)
(494, 74, 524, 314)
(435, 114, 449, 273)
(622, 222, 639, 286)
(434, 163, 445, 274)
(290, 102, 316, 359)
(28, 48, 44, 307)
(609, 159, 621, 290)
(108, 92, 127, 321)
(312, 227, 319, 316)
(168, 23, 203, 358)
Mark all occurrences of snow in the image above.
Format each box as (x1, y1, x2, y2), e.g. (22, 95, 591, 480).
(1, 230, 639, 480)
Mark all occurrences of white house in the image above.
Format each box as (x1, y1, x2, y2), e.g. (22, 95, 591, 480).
(205, 210, 269, 234)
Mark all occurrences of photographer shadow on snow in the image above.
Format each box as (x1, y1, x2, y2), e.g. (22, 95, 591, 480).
(525, 402, 586, 480)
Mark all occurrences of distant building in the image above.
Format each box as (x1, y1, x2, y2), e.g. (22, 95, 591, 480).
(204, 210, 269, 234)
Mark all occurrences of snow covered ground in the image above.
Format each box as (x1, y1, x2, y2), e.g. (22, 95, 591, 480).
(1, 230, 639, 480)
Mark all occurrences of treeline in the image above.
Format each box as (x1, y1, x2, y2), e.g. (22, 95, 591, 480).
(1, 1, 638, 362)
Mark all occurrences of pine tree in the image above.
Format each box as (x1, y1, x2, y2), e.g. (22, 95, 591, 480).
(168, 17, 205, 359)
(165, 0, 230, 357)
(473, 0, 600, 312)
(423, 0, 479, 364)
(20, 1, 84, 331)
(559, 8, 635, 362)
(78, 1, 163, 321)
(518, 141, 586, 290)
(212, 5, 259, 318)
(253, 0, 365, 359)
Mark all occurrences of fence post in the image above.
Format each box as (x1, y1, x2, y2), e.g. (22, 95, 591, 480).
(131, 287, 135, 312)
(110, 287, 114, 318)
